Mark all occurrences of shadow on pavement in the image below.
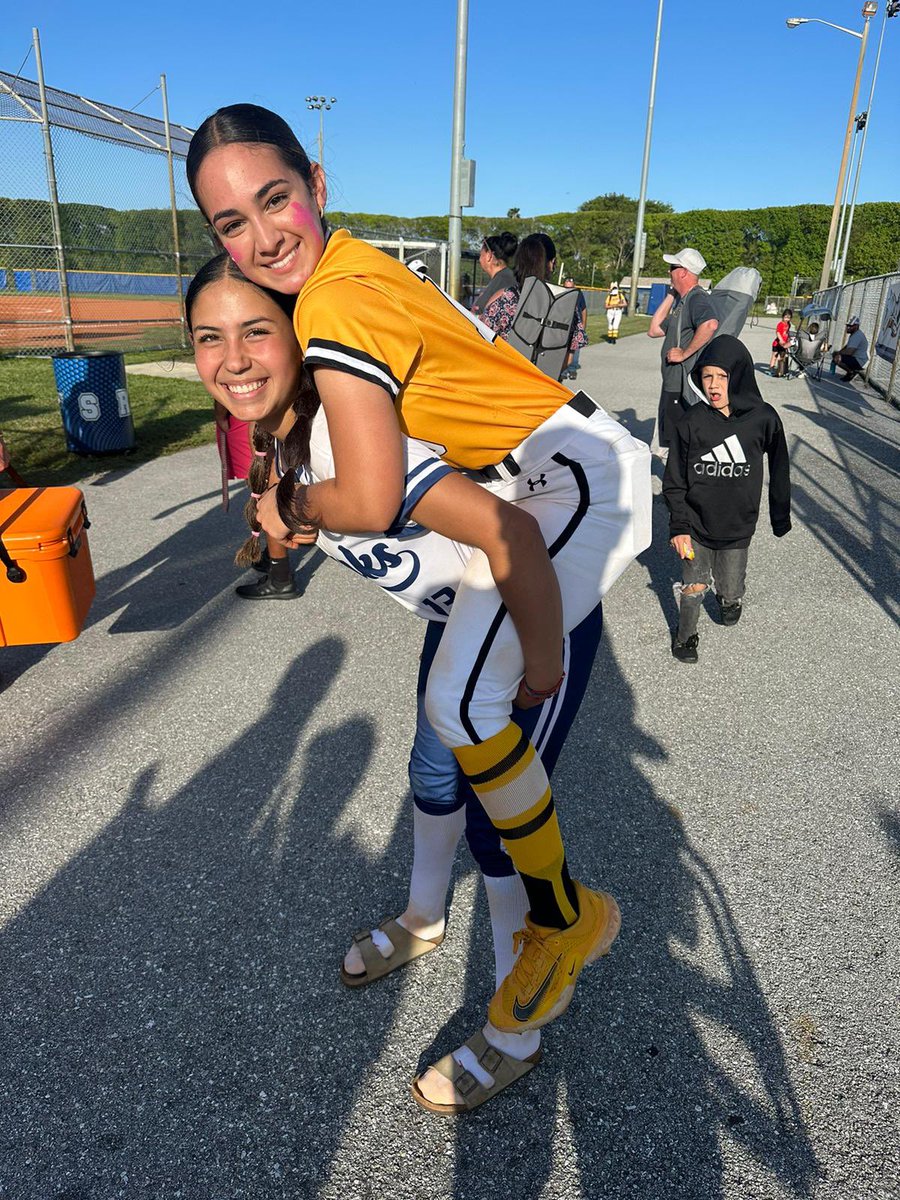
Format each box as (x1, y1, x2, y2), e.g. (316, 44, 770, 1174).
(0, 625, 819, 1198)
(877, 806, 900, 865)
(0, 638, 430, 1196)
(433, 641, 817, 1199)
(613, 405, 656, 449)
(637, 497, 681, 635)
(783, 379, 899, 625)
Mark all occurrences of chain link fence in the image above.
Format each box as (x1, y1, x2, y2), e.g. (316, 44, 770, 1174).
(0, 55, 452, 359)
(0, 59, 213, 356)
(813, 271, 900, 405)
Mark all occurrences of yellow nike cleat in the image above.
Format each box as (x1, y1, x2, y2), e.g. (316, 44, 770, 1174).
(488, 882, 621, 1033)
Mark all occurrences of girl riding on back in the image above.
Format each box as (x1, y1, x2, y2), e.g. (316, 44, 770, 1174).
(187, 103, 651, 1056)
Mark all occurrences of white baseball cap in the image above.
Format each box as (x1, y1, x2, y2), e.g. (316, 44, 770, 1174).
(663, 248, 707, 275)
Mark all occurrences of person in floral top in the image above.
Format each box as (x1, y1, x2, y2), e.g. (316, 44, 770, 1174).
(481, 234, 587, 379)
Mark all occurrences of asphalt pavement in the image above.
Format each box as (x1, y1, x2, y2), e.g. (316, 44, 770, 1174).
(1, 321, 897, 1200)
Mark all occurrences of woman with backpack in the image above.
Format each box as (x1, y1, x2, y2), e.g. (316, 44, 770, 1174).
(481, 234, 588, 371)
(470, 231, 518, 317)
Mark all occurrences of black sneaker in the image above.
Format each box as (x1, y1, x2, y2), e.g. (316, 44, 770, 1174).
(235, 574, 299, 600)
(717, 595, 743, 626)
(671, 633, 699, 663)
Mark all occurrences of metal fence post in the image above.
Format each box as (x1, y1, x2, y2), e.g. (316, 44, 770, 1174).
(33, 27, 73, 351)
(160, 73, 187, 348)
(864, 275, 888, 386)
(886, 330, 900, 407)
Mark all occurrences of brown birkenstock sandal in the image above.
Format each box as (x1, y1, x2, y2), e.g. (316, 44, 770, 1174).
(339, 918, 444, 989)
(410, 1029, 542, 1115)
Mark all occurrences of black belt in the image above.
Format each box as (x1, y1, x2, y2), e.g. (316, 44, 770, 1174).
(474, 393, 597, 482)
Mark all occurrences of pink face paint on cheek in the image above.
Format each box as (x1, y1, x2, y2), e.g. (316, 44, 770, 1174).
(227, 247, 242, 264)
(290, 201, 315, 230)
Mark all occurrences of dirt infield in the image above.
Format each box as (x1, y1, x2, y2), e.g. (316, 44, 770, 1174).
(0, 293, 183, 352)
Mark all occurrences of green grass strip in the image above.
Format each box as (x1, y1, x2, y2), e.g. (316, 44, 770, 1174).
(0, 355, 214, 486)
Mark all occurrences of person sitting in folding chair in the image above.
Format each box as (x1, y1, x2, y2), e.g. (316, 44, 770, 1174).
(789, 321, 828, 380)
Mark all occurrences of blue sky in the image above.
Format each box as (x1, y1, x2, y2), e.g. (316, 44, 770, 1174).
(4, 0, 899, 217)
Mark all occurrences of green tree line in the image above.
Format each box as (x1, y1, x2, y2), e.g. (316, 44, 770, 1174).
(1, 192, 898, 293)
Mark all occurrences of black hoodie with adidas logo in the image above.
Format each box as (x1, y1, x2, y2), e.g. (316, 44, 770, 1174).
(663, 335, 792, 550)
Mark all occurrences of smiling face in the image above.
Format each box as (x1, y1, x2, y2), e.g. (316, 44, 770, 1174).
(700, 365, 730, 415)
(194, 143, 327, 295)
(191, 276, 303, 436)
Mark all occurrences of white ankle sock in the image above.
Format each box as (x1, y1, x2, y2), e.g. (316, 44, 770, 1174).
(406, 802, 466, 925)
(484, 872, 528, 986)
(362, 803, 465, 963)
(483, 873, 540, 1059)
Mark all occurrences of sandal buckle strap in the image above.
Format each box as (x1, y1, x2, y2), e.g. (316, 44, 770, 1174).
(479, 1046, 504, 1074)
(455, 1070, 481, 1098)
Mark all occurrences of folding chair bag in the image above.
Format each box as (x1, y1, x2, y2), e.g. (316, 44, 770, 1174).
(0, 487, 95, 646)
(682, 267, 762, 403)
(506, 277, 580, 381)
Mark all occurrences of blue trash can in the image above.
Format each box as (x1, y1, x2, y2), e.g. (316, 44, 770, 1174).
(52, 351, 136, 455)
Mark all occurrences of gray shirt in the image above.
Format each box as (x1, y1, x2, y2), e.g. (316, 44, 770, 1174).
(661, 286, 718, 391)
(844, 328, 868, 366)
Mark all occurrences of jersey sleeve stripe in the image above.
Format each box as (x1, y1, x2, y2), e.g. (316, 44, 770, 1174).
(385, 461, 455, 535)
(305, 339, 402, 396)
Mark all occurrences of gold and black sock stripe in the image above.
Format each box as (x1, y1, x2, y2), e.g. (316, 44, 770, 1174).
(455, 723, 579, 929)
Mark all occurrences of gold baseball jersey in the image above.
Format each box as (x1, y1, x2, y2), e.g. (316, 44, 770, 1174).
(294, 229, 571, 469)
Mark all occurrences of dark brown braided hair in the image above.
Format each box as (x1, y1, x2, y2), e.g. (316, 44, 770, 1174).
(185, 252, 320, 566)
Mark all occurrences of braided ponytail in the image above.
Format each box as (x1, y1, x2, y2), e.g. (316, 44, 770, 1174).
(239, 367, 321, 559)
(234, 426, 275, 567)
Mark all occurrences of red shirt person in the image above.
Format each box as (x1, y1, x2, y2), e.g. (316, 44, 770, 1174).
(770, 308, 793, 374)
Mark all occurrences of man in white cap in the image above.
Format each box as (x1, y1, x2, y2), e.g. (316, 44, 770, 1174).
(831, 315, 868, 382)
(648, 247, 719, 454)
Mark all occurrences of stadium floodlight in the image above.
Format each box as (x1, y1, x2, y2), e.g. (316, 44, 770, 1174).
(306, 95, 338, 164)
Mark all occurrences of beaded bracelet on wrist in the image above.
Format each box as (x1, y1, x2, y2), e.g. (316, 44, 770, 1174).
(521, 672, 566, 701)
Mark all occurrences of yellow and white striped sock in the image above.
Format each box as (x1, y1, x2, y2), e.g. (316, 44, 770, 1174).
(454, 723, 579, 929)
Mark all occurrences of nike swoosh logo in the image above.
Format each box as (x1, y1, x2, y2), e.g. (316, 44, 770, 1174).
(511, 959, 560, 1023)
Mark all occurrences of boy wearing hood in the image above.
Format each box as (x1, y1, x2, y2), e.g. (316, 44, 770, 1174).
(663, 336, 792, 663)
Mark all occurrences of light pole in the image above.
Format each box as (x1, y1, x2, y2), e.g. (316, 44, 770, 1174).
(836, 0, 899, 282)
(306, 96, 337, 166)
(448, 0, 469, 300)
(787, 4, 877, 292)
(629, 0, 664, 318)
(832, 111, 865, 278)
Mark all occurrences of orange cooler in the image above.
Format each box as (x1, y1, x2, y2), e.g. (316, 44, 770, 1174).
(0, 487, 96, 646)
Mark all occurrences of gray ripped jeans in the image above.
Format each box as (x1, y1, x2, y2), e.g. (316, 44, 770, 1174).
(676, 543, 748, 641)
